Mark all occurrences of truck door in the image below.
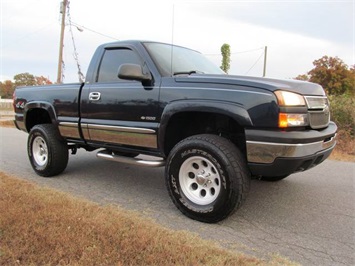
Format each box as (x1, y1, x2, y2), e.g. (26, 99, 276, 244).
(80, 47, 159, 149)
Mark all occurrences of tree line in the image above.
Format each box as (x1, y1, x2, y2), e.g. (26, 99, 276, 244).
(0, 73, 52, 98)
(295, 56, 354, 96)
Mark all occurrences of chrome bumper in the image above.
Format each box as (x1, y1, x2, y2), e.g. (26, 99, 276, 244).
(247, 134, 337, 164)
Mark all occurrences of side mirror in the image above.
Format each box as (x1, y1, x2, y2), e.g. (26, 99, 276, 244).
(118, 64, 152, 82)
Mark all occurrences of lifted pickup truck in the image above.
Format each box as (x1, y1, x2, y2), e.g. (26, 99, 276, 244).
(13, 40, 337, 223)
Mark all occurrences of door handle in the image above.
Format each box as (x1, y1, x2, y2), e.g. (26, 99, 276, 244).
(89, 92, 101, 101)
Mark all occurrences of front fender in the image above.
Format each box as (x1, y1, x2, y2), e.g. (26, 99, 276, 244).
(158, 99, 252, 150)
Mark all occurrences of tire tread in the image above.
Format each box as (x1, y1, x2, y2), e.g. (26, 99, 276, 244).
(166, 134, 250, 223)
(28, 124, 68, 177)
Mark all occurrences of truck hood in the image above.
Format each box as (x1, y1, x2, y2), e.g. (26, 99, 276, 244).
(175, 74, 325, 96)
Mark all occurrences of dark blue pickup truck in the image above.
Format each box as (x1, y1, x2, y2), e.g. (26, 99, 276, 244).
(13, 40, 337, 222)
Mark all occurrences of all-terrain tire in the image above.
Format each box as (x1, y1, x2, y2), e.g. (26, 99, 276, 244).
(165, 134, 250, 223)
(28, 124, 68, 177)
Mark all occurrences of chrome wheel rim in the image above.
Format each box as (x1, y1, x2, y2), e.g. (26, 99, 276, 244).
(32, 136, 48, 166)
(179, 156, 221, 205)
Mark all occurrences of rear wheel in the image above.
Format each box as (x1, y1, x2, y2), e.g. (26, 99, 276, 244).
(165, 134, 250, 223)
(28, 124, 68, 177)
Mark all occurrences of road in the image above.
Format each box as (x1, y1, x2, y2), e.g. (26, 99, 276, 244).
(1, 127, 354, 265)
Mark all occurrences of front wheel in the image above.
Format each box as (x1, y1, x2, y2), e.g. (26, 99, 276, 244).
(165, 134, 250, 223)
(28, 124, 68, 177)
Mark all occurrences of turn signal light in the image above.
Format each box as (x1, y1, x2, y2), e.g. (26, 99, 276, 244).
(279, 113, 308, 128)
(279, 113, 288, 128)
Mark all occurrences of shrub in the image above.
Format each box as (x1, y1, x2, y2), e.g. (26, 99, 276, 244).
(328, 94, 355, 158)
(329, 94, 355, 135)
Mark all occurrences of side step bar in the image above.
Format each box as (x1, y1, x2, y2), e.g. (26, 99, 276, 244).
(96, 150, 165, 167)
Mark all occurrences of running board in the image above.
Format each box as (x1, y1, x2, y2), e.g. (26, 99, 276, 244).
(96, 151, 165, 167)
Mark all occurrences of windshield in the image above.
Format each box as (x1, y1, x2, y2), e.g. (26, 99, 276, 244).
(143, 42, 225, 77)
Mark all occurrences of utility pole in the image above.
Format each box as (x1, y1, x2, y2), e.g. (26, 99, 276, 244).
(263, 46, 267, 77)
(57, 0, 68, 84)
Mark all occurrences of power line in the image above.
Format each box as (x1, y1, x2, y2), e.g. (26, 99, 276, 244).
(205, 45, 267, 76)
(67, 1, 85, 82)
(56, 0, 119, 83)
(245, 51, 264, 75)
(70, 21, 120, 41)
(204, 47, 264, 56)
(233, 47, 264, 55)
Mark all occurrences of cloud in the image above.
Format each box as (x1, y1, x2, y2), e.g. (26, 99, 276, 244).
(191, 1, 354, 45)
(1, 0, 353, 83)
(169, 5, 345, 78)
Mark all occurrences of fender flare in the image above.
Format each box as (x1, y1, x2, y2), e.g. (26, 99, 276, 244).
(158, 99, 252, 152)
(24, 101, 57, 131)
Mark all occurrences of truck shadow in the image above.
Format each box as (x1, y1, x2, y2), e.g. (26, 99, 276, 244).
(64, 150, 315, 227)
(223, 174, 318, 227)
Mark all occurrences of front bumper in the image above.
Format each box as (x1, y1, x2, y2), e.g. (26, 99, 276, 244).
(245, 122, 337, 177)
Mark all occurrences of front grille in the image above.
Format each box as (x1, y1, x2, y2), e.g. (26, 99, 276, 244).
(305, 96, 330, 129)
(309, 111, 330, 129)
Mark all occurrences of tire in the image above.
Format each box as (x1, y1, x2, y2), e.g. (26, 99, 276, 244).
(28, 124, 69, 177)
(165, 134, 250, 223)
(259, 175, 289, 182)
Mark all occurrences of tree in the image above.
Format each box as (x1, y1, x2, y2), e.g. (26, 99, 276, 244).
(0, 73, 53, 99)
(14, 72, 36, 87)
(0, 80, 15, 98)
(220, 43, 231, 74)
(298, 56, 355, 96)
(294, 74, 309, 81)
(35, 76, 53, 85)
(295, 56, 355, 143)
(348, 65, 355, 93)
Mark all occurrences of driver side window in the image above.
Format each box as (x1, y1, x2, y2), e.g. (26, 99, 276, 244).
(97, 48, 142, 83)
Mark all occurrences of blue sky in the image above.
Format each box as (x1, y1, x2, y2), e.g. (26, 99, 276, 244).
(1, 0, 354, 82)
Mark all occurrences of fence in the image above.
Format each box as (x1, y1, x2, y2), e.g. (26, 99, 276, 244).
(0, 99, 13, 110)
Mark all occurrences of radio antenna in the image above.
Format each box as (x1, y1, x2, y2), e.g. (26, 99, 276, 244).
(170, 4, 175, 76)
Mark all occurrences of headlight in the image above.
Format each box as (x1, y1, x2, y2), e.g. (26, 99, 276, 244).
(275, 90, 306, 106)
(275, 90, 308, 128)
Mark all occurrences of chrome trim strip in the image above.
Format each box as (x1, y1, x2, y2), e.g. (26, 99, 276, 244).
(81, 123, 157, 148)
(87, 124, 155, 134)
(247, 134, 337, 164)
(59, 122, 77, 127)
(58, 122, 80, 139)
(81, 123, 90, 140)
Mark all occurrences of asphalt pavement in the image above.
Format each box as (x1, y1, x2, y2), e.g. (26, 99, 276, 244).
(1, 127, 354, 265)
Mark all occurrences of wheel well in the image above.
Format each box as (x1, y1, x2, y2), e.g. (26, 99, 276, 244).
(164, 112, 246, 156)
(26, 108, 52, 131)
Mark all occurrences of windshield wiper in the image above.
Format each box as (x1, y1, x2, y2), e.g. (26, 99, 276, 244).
(173, 70, 205, 76)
